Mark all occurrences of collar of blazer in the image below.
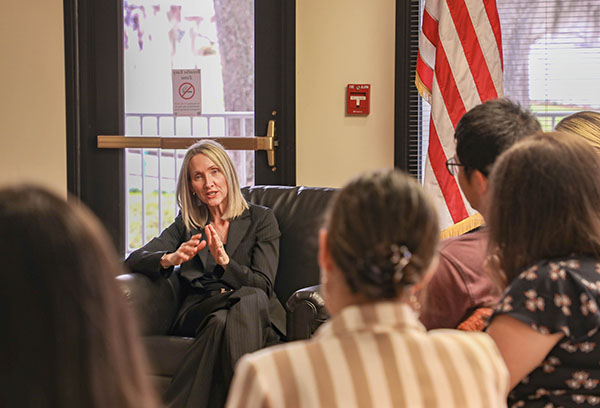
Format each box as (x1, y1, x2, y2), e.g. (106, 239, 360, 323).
(196, 207, 252, 268)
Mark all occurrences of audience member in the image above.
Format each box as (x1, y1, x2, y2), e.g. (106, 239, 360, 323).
(420, 98, 542, 330)
(0, 186, 161, 408)
(486, 132, 600, 406)
(226, 169, 509, 408)
(556, 110, 600, 150)
(125, 140, 283, 408)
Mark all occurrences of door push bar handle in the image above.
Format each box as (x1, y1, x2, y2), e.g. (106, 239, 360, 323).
(97, 119, 277, 167)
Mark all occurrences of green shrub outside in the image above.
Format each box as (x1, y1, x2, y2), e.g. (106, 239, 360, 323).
(128, 190, 177, 250)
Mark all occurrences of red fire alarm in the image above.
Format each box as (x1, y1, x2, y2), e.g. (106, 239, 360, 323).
(346, 84, 370, 115)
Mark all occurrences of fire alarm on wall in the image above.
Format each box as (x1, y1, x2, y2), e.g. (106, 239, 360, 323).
(346, 84, 370, 115)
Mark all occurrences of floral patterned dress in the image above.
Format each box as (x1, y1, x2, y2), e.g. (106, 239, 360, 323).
(491, 255, 600, 408)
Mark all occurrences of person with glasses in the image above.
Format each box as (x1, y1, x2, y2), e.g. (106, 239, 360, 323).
(420, 98, 542, 330)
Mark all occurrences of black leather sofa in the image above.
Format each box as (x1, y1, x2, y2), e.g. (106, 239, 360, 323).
(117, 185, 335, 393)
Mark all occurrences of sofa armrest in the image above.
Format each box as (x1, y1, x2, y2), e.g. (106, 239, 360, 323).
(285, 284, 329, 341)
(116, 272, 181, 336)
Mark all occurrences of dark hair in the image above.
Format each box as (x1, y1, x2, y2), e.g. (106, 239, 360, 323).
(487, 132, 600, 286)
(455, 98, 542, 178)
(0, 186, 161, 408)
(325, 169, 439, 299)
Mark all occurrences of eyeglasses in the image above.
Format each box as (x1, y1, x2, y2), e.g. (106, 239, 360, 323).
(445, 156, 464, 177)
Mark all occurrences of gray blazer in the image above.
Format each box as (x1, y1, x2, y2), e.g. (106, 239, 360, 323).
(125, 203, 285, 335)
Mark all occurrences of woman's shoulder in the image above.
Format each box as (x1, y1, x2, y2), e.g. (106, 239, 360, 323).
(495, 254, 600, 341)
(246, 202, 277, 221)
(247, 202, 272, 213)
(428, 330, 509, 374)
(429, 328, 499, 350)
(512, 254, 600, 290)
(524, 254, 599, 274)
(240, 203, 279, 236)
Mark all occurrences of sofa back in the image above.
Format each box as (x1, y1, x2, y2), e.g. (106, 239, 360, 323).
(242, 185, 338, 307)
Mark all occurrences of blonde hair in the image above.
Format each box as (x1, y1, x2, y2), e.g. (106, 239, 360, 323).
(556, 111, 600, 151)
(176, 140, 249, 231)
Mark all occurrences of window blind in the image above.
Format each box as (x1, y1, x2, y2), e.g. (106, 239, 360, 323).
(499, 0, 600, 130)
(401, 0, 600, 181)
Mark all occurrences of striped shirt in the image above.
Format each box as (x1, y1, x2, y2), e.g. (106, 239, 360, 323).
(226, 301, 509, 408)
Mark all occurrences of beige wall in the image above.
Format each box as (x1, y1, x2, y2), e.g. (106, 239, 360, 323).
(0, 0, 66, 195)
(296, 1, 396, 187)
(0, 1, 394, 193)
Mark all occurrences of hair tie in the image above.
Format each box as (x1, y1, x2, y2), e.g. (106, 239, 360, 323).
(390, 244, 412, 283)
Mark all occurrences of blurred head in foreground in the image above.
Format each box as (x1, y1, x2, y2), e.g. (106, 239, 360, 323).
(319, 169, 440, 314)
(487, 132, 600, 286)
(0, 186, 161, 408)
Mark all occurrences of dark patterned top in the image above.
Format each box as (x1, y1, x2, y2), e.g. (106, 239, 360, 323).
(491, 255, 600, 408)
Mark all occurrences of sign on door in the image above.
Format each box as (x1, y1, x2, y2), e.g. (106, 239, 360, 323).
(172, 69, 202, 116)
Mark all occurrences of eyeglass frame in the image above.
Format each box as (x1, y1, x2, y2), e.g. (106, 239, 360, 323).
(445, 156, 492, 178)
(445, 156, 464, 177)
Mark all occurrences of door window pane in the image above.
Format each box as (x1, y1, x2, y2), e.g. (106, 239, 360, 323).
(123, 0, 255, 251)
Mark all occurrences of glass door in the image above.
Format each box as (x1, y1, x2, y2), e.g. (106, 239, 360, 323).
(123, 0, 257, 250)
(65, 0, 295, 255)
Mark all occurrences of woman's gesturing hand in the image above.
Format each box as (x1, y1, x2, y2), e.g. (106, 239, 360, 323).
(160, 234, 206, 268)
(206, 224, 230, 266)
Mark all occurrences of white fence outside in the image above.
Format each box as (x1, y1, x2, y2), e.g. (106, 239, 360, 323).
(125, 112, 254, 252)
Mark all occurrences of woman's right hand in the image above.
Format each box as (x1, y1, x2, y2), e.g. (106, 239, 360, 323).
(160, 234, 206, 268)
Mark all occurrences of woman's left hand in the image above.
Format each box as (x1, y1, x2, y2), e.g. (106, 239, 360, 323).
(206, 224, 230, 266)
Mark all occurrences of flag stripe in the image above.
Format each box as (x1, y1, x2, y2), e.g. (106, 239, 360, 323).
(417, 0, 503, 229)
(446, 0, 498, 102)
(433, 41, 467, 128)
(429, 33, 472, 222)
(416, 55, 434, 95)
(425, 0, 442, 20)
(482, 0, 503, 69)
(430, 76, 476, 214)
(424, 159, 454, 227)
(438, 0, 482, 110)
(416, 9, 440, 94)
(422, 9, 440, 49)
(464, 0, 503, 96)
(428, 121, 469, 222)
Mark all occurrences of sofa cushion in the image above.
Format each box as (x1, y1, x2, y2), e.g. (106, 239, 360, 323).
(241, 186, 337, 307)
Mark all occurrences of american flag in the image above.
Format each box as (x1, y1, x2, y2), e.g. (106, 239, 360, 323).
(416, 0, 504, 229)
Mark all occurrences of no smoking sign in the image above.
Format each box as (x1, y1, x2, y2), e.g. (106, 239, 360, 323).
(178, 82, 195, 100)
(172, 69, 202, 116)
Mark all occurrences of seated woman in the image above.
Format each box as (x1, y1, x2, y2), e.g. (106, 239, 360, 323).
(226, 169, 509, 408)
(486, 132, 600, 407)
(125, 140, 284, 408)
(0, 186, 161, 408)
